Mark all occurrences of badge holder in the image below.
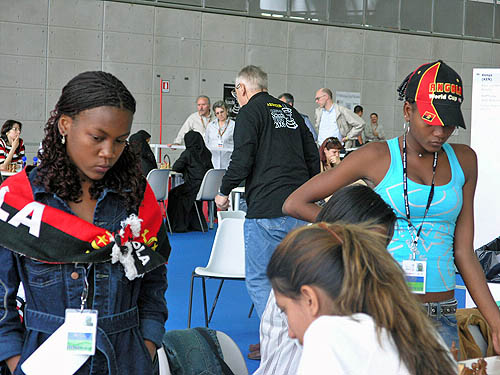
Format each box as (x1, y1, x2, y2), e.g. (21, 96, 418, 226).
(402, 244, 427, 294)
(22, 265, 97, 375)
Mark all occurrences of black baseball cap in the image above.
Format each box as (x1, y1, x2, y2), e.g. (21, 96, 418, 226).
(400, 60, 466, 129)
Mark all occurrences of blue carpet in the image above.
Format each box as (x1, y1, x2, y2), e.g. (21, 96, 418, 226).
(164, 227, 260, 374)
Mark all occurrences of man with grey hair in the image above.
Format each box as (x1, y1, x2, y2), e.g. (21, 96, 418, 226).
(278, 92, 318, 142)
(314, 88, 364, 148)
(215, 66, 319, 322)
(171, 95, 214, 145)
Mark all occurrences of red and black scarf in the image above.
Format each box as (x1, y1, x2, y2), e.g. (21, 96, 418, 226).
(0, 171, 170, 279)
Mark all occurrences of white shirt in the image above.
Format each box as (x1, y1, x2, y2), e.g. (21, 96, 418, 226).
(173, 112, 214, 144)
(204, 118, 235, 169)
(317, 105, 342, 146)
(254, 290, 302, 375)
(298, 314, 410, 375)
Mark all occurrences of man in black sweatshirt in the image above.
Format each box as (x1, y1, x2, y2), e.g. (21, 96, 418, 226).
(215, 65, 319, 320)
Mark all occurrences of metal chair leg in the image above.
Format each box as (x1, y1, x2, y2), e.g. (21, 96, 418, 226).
(194, 201, 205, 233)
(165, 213, 173, 234)
(208, 279, 225, 323)
(201, 277, 209, 327)
(248, 303, 254, 318)
(187, 272, 196, 328)
(208, 201, 215, 229)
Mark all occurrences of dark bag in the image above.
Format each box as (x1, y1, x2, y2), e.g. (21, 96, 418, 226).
(475, 236, 500, 282)
(162, 327, 235, 375)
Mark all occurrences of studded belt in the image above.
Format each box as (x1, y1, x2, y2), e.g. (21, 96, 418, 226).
(422, 298, 458, 317)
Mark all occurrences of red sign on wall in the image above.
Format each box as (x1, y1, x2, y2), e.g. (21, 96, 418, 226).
(161, 80, 170, 93)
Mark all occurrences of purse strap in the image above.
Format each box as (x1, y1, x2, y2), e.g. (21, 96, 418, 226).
(194, 328, 235, 375)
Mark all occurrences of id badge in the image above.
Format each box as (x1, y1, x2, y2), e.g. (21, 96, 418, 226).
(402, 260, 427, 294)
(65, 309, 98, 355)
(217, 141, 224, 148)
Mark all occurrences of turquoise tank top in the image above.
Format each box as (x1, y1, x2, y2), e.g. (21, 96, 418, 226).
(374, 137, 465, 292)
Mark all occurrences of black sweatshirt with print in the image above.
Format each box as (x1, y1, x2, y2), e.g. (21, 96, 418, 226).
(220, 91, 320, 219)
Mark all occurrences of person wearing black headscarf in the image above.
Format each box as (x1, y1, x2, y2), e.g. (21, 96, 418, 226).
(129, 130, 157, 176)
(167, 131, 213, 232)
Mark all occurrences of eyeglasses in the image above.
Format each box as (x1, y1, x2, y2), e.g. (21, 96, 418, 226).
(315, 94, 327, 101)
(215, 110, 226, 115)
(231, 84, 241, 99)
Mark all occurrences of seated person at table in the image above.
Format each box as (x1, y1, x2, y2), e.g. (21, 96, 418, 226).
(319, 136, 342, 172)
(167, 131, 213, 232)
(129, 130, 157, 177)
(267, 221, 456, 375)
(0, 119, 25, 171)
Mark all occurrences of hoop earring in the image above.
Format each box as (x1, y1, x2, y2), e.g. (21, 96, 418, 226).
(61, 134, 66, 145)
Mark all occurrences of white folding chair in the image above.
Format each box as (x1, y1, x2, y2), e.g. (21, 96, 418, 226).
(194, 168, 226, 232)
(146, 169, 172, 234)
(188, 217, 246, 327)
(216, 330, 249, 375)
(217, 210, 246, 221)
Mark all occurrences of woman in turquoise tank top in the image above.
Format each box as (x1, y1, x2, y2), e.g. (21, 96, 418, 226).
(283, 60, 500, 356)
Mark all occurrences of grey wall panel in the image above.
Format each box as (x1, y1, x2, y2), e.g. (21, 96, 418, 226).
(200, 41, 245, 70)
(288, 22, 326, 50)
(46, 90, 62, 119)
(325, 52, 363, 79)
(103, 32, 153, 64)
(246, 18, 288, 47)
(493, 43, 500, 65)
(153, 66, 200, 97)
(49, 0, 103, 30)
(133, 94, 153, 123)
(287, 48, 325, 77)
(267, 73, 287, 97)
(153, 95, 198, 126)
(245, 45, 288, 74)
(326, 26, 364, 53)
(154, 36, 201, 68)
(398, 34, 432, 60)
(0, 55, 46, 89)
(206, 0, 247, 12)
(0, 22, 47, 57)
(286, 75, 324, 102)
(47, 59, 102, 90)
(431, 37, 464, 63)
(199, 69, 238, 99)
(201, 13, 246, 44)
(363, 55, 397, 81)
(102, 62, 153, 94)
(324, 77, 363, 95)
(396, 57, 431, 84)
(462, 40, 493, 64)
(0, 0, 49, 25)
(49, 27, 102, 60)
(14, 120, 44, 145)
(0, 89, 45, 121)
(155, 7, 202, 39)
(104, 1, 154, 34)
(362, 80, 395, 106)
(364, 30, 398, 57)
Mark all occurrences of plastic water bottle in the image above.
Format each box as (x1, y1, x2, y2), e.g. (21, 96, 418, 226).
(33, 156, 39, 167)
(22, 156, 27, 169)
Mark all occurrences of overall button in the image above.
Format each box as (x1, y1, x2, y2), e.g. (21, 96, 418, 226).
(71, 271, 80, 280)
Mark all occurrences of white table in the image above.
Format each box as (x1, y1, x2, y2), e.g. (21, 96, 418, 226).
(1, 170, 18, 179)
(150, 143, 234, 164)
(459, 356, 500, 374)
(231, 186, 245, 211)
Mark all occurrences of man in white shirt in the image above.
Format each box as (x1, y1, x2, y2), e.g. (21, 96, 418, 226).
(171, 95, 214, 145)
(314, 88, 364, 149)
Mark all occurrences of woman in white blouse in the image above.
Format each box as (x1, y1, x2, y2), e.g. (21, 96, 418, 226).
(204, 101, 235, 169)
(266, 222, 456, 375)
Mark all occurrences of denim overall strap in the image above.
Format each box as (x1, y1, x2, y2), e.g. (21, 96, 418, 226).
(25, 307, 139, 375)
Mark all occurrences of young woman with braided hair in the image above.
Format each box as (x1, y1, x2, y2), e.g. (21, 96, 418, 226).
(268, 222, 457, 375)
(283, 60, 500, 356)
(0, 71, 170, 375)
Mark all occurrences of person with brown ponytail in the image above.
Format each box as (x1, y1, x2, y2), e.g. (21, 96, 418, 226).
(267, 222, 457, 375)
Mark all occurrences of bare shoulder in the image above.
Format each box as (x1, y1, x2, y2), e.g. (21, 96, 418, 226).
(341, 141, 391, 184)
(449, 143, 477, 178)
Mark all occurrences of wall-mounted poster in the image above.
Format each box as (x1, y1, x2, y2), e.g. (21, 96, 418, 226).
(471, 68, 500, 248)
(335, 91, 361, 111)
(223, 83, 239, 119)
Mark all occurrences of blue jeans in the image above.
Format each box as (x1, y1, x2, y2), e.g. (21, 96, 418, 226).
(425, 299, 459, 353)
(244, 216, 307, 318)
